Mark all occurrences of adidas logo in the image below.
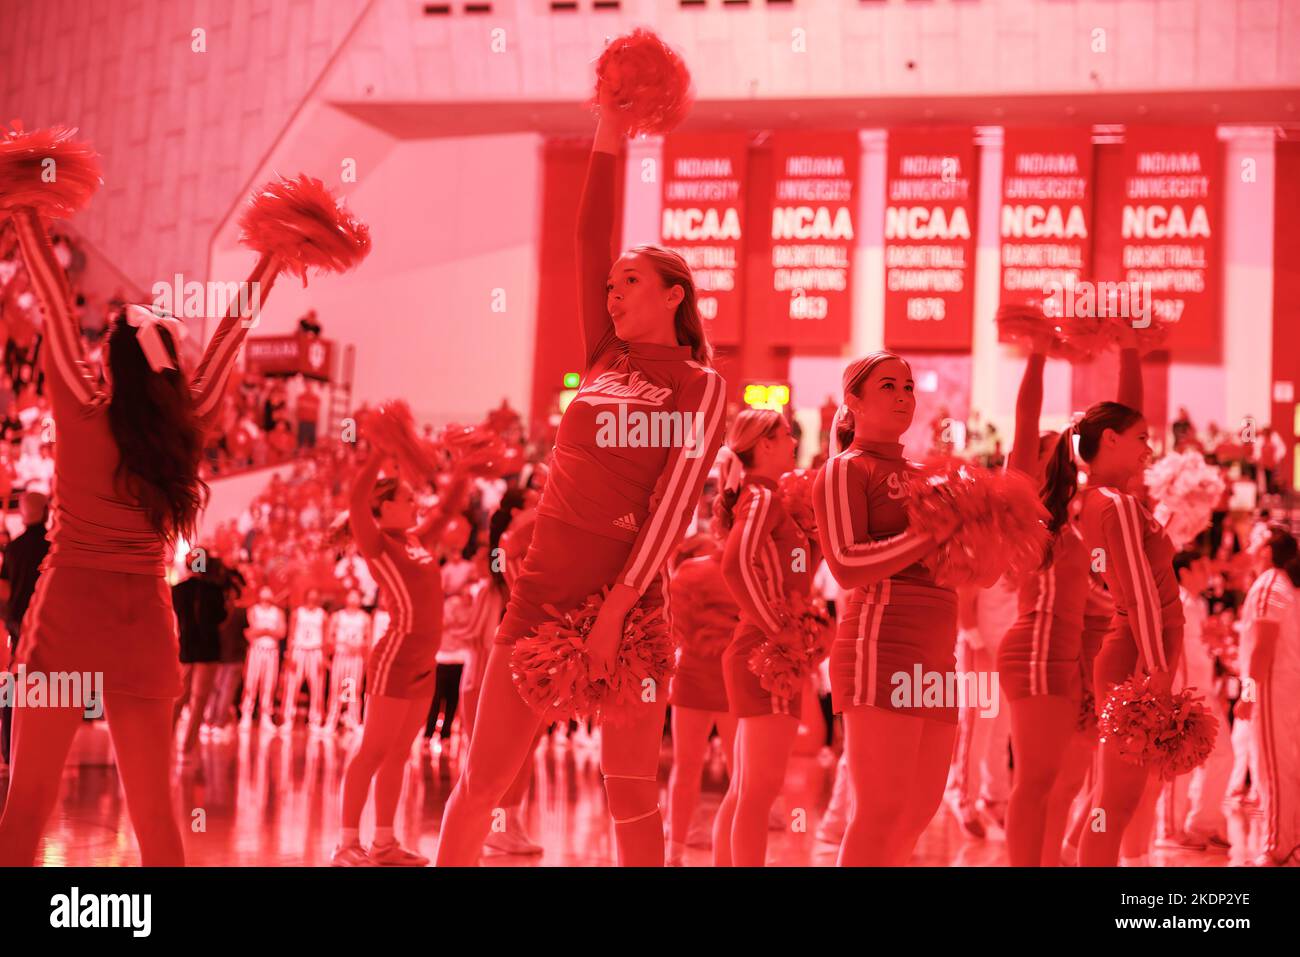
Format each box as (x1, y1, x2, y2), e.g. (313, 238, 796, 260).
(613, 513, 640, 532)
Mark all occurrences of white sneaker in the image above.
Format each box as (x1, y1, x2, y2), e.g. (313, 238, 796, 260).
(368, 841, 429, 867)
(330, 843, 377, 867)
(483, 814, 543, 857)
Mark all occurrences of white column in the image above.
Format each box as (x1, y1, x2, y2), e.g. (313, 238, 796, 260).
(622, 134, 664, 251)
(853, 128, 888, 358)
(1220, 126, 1276, 435)
(970, 126, 1007, 434)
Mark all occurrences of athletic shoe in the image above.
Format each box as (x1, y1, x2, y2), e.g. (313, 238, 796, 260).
(368, 841, 429, 867)
(483, 815, 544, 857)
(259, 719, 276, 735)
(1155, 833, 1207, 851)
(945, 791, 986, 839)
(976, 798, 1007, 831)
(1202, 834, 1231, 852)
(330, 843, 378, 867)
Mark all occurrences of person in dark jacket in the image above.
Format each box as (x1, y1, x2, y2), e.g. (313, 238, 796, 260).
(172, 554, 231, 760)
(0, 492, 50, 766)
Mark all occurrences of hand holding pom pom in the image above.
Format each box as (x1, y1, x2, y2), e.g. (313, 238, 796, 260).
(592, 29, 694, 136)
(0, 123, 102, 218)
(238, 174, 371, 286)
(1098, 673, 1218, 779)
(747, 593, 832, 700)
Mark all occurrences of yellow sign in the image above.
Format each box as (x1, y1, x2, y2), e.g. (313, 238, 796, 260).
(744, 383, 791, 411)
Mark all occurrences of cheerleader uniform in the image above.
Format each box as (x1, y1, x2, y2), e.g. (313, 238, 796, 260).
(997, 527, 1090, 702)
(814, 442, 958, 723)
(325, 608, 371, 730)
(719, 478, 814, 718)
(283, 606, 327, 727)
(240, 603, 286, 722)
(362, 531, 442, 700)
(493, 150, 726, 646)
(1077, 487, 1183, 700)
(11, 209, 269, 699)
(667, 551, 740, 714)
(1240, 568, 1300, 863)
(1078, 578, 1114, 731)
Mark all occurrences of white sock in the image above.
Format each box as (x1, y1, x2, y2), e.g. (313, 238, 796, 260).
(341, 827, 360, 847)
(373, 826, 395, 847)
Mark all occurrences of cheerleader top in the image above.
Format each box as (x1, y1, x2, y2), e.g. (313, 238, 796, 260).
(1010, 525, 1090, 634)
(814, 440, 945, 594)
(1078, 485, 1183, 674)
(535, 150, 726, 596)
(11, 210, 272, 577)
(720, 475, 815, 636)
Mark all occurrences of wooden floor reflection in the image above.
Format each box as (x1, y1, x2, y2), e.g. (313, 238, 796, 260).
(0, 723, 1269, 867)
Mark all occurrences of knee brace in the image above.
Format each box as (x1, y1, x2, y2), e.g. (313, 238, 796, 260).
(602, 772, 660, 826)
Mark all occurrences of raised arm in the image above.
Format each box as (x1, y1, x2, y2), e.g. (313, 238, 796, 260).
(347, 450, 387, 560)
(1116, 346, 1142, 412)
(720, 486, 785, 636)
(190, 253, 280, 434)
(1007, 352, 1046, 477)
(9, 209, 98, 412)
(576, 102, 626, 368)
(814, 455, 937, 591)
(1097, 490, 1168, 675)
(616, 370, 727, 596)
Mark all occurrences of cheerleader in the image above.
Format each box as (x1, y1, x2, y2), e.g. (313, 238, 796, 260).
(281, 588, 328, 734)
(999, 335, 1142, 865)
(711, 410, 808, 867)
(811, 353, 960, 866)
(435, 88, 725, 867)
(240, 588, 287, 732)
(325, 589, 371, 734)
(1237, 526, 1300, 866)
(665, 527, 740, 866)
(0, 207, 278, 866)
(1054, 400, 1183, 866)
(331, 450, 467, 867)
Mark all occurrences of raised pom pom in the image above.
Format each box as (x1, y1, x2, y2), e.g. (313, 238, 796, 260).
(0, 123, 103, 217)
(238, 174, 370, 285)
(1098, 675, 1218, 780)
(1145, 450, 1226, 549)
(592, 29, 694, 136)
(996, 301, 1109, 363)
(510, 591, 675, 724)
(779, 468, 817, 538)
(746, 593, 832, 700)
(904, 459, 1050, 588)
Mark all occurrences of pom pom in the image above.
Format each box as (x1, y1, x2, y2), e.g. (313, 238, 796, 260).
(0, 123, 103, 218)
(1144, 450, 1226, 549)
(779, 469, 817, 538)
(238, 174, 371, 285)
(995, 301, 1109, 363)
(592, 29, 694, 136)
(509, 591, 675, 724)
(904, 459, 1050, 588)
(1098, 675, 1219, 780)
(440, 423, 510, 477)
(746, 593, 832, 700)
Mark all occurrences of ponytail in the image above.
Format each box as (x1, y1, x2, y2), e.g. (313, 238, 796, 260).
(1039, 425, 1079, 540)
(714, 409, 782, 532)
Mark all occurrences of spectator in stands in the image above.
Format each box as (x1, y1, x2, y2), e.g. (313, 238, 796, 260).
(1172, 406, 1196, 450)
(0, 491, 50, 765)
(296, 380, 321, 450)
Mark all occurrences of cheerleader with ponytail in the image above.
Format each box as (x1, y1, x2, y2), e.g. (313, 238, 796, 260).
(0, 127, 367, 865)
(1064, 393, 1183, 866)
(998, 319, 1143, 865)
(710, 410, 810, 866)
(436, 44, 724, 867)
(812, 353, 961, 866)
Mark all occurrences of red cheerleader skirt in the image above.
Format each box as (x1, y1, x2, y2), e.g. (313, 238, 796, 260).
(830, 578, 958, 724)
(669, 650, 728, 713)
(721, 622, 803, 719)
(368, 630, 437, 700)
(18, 565, 182, 699)
(494, 515, 665, 645)
(997, 617, 1083, 702)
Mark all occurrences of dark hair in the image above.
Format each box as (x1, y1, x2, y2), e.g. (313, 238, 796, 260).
(1265, 526, 1300, 586)
(714, 447, 761, 535)
(627, 244, 713, 366)
(369, 477, 401, 517)
(1172, 549, 1203, 581)
(1039, 401, 1144, 544)
(106, 315, 208, 542)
